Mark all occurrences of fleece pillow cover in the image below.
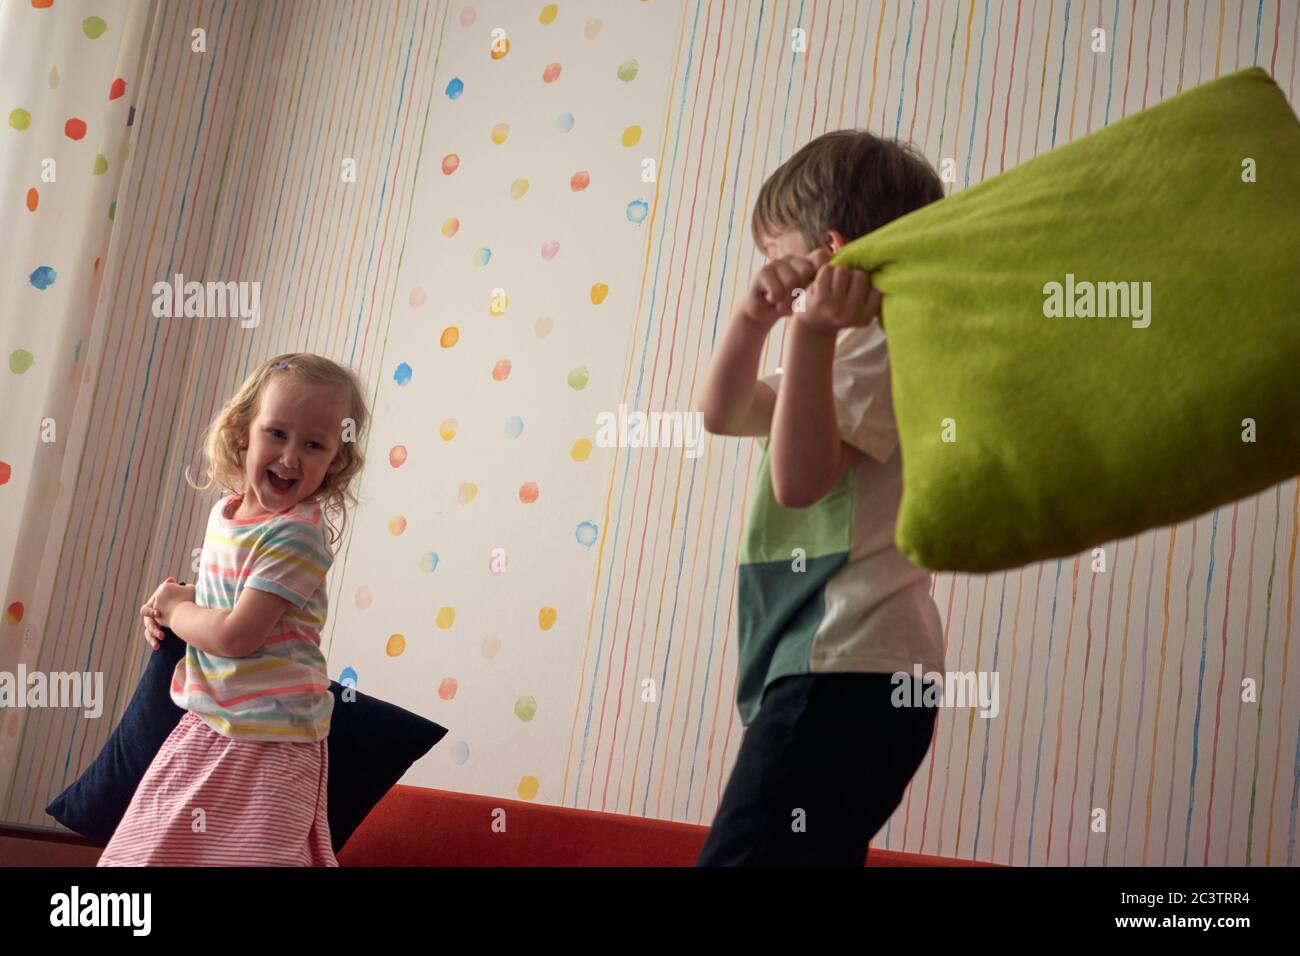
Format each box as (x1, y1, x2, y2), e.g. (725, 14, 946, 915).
(46, 627, 447, 854)
(832, 66, 1300, 572)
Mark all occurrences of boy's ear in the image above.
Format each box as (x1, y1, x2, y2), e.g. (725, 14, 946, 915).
(823, 228, 847, 254)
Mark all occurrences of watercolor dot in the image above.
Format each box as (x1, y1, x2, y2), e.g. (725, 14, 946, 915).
(538, 607, 557, 630)
(441, 153, 460, 175)
(542, 62, 562, 83)
(510, 178, 529, 200)
(340, 666, 358, 688)
(420, 552, 440, 573)
(590, 283, 608, 305)
(539, 4, 558, 24)
(410, 287, 427, 308)
(388, 515, 407, 536)
(449, 741, 470, 765)
(386, 633, 406, 656)
(569, 170, 590, 191)
(515, 696, 538, 722)
(458, 482, 478, 504)
(518, 482, 539, 504)
(438, 678, 459, 700)
(10, 350, 35, 374)
(440, 326, 460, 348)
(627, 200, 648, 223)
(571, 439, 592, 461)
(439, 419, 458, 441)
(517, 776, 540, 801)
(355, 586, 373, 609)
(25, 188, 38, 212)
(490, 36, 510, 59)
(436, 607, 456, 629)
(459, 8, 477, 27)
(126, 106, 134, 127)
(504, 416, 523, 439)
(489, 291, 508, 316)
(33, 0, 53, 10)
(445, 77, 464, 99)
(540, 239, 559, 260)
(567, 366, 589, 390)
(585, 19, 603, 39)
(535, 317, 554, 338)
(482, 636, 501, 659)
(5, 602, 24, 625)
(486, 361, 511, 383)
(441, 217, 460, 237)
(9, 109, 31, 131)
(29, 266, 57, 290)
(108, 200, 115, 221)
(83, 16, 108, 39)
(621, 125, 642, 146)
(393, 362, 412, 386)
(64, 117, 87, 140)
(93, 154, 108, 175)
(617, 59, 639, 82)
(490, 122, 509, 144)
(576, 521, 598, 548)
(472, 247, 492, 267)
(109, 77, 126, 100)
(556, 112, 574, 133)
(389, 445, 407, 468)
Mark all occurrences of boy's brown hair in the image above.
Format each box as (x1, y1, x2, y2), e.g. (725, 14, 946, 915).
(751, 130, 944, 251)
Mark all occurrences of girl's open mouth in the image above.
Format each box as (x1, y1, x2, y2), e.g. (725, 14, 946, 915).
(267, 469, 297, 493)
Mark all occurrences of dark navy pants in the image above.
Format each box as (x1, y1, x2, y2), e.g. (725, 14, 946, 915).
(696, 673, 937, 866)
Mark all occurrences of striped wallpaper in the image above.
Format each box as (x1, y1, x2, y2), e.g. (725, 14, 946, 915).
(5, 0, 1298, 867)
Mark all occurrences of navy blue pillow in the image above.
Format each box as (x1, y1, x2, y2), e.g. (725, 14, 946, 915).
(46, 627, 447, 854)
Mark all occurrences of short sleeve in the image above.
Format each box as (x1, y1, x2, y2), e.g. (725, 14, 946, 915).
(244, 517, 333, 608)
(760, 321, 899, 462)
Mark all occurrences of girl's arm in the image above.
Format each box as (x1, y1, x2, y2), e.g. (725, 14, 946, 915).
(157, 583, 291, 658)
(167, 598, 234, 656)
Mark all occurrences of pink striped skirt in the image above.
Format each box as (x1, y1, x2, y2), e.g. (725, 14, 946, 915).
(97, 711, 337, 867)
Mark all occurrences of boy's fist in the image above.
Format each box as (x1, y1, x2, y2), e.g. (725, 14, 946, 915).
(739, 255, 822, 328)
(797, 250, 882, 336)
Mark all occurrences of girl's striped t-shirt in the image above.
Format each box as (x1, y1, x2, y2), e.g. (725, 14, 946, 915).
(170, 493, 334, 742)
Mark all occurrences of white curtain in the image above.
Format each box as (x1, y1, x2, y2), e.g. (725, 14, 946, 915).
(0, 0, 155, 799)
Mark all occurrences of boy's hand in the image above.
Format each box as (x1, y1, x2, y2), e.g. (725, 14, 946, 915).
(796, 249, 883, 337)
(738, 255, 823, 329)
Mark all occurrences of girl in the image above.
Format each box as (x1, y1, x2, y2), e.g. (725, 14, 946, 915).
(99, 353, 369, 866)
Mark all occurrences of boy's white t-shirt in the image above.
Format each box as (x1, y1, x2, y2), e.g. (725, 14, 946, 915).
(734, 320, 945, 724)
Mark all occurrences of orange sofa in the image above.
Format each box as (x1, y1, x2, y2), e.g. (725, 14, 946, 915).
(3, 784, 999, 866)
(336, 784, 1000, 866)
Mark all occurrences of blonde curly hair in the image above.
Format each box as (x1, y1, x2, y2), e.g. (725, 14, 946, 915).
(184, 353, 369, 554)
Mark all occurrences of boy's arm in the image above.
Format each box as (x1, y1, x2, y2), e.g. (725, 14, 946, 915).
(769, 321, 866, 508)
(698, 308, 779, 436)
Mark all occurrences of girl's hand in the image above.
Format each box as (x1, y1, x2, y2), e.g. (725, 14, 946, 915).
(796, 249, 883, 337)
(152, 582, 194, 629)
(141, 576, 177, 650)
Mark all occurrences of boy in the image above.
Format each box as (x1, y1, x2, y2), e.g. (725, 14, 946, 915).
(696, 130, 946, 866)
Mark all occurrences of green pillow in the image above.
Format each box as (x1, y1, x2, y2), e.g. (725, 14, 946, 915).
(832, 66, 1300, 573)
